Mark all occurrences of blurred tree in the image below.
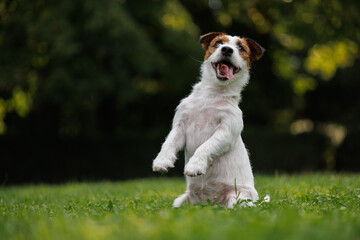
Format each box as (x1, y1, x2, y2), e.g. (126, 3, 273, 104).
(0, 0, 201, 138)
(0, 0, 359, 183)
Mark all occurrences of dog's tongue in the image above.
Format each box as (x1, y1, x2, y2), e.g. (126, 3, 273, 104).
(220, 63, 234, 79)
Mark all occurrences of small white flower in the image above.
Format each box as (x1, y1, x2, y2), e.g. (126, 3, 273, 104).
(264, 195, 270, 202)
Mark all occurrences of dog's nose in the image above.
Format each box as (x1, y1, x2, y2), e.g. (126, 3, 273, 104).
(221, 46, 233, 56)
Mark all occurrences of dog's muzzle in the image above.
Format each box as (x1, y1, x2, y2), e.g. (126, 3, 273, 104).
(212, 60, 240, 81)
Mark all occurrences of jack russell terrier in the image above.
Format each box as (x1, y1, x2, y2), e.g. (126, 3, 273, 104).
(152, 32, 264, 208)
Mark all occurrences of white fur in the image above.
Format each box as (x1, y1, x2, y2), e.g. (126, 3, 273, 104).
(153, 35, 258, 208)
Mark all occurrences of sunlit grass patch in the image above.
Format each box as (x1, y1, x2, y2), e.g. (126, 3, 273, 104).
(0, 174, 359, 240)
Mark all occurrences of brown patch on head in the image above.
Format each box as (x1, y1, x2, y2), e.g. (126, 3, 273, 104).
(237, 37, 265, 68)
(200, 32, 224, 50)
(200, 32, 229, 60)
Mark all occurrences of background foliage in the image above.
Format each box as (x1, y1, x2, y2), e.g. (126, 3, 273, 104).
(0, 0, 359, 183)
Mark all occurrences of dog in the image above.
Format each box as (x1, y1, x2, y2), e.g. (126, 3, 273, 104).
(152, 32, 264, 208)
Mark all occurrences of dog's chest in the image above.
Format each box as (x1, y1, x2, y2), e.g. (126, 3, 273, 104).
(181, 98, 233, 151)
(187, 108, 218, 141)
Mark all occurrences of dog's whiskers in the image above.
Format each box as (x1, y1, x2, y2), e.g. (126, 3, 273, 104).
(188, 55, 203, 64)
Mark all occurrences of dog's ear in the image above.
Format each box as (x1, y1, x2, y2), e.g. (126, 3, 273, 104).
(243, 38, 265, 61)
(200, 32, 225, 50)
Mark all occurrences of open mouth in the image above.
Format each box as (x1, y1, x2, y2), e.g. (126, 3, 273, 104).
(212, 61, 241, 81)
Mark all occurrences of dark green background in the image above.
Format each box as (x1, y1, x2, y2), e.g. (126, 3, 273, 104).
(1, 0, 359, 184)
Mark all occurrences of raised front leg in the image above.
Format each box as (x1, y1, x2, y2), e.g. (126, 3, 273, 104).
(153, 124, 185, 173)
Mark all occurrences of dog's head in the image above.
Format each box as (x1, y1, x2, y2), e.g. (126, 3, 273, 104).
(200, 32, 264, 84)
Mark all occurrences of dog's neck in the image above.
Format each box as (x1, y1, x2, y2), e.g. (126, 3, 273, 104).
(192, 63, 250, 104)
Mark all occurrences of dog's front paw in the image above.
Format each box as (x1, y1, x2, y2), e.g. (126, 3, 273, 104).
(152, 156, 174, 173)
(184, 157, 207, 177)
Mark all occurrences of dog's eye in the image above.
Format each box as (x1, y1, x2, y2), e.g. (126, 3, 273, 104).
(237, 44, 245, 52)
(214, 40, 223, 47)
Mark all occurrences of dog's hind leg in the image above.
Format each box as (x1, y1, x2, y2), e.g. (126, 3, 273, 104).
(224, 191, 237, 208)
(172, 193, 189, 208)
(225, 186, 259, 208)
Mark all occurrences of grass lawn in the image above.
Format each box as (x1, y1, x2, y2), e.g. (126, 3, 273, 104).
(1, 174, 360, 240)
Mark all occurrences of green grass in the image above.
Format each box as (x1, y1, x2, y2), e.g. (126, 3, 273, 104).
(1, 174, 360, 240)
